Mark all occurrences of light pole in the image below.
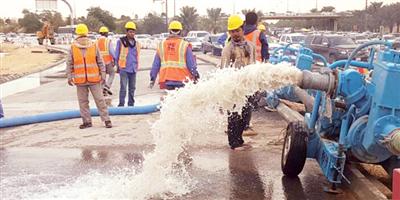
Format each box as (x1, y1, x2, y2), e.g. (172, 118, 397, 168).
(60, 0, 74, 26)
(153, 0, 169, 32)
(365, 0, 368, 31)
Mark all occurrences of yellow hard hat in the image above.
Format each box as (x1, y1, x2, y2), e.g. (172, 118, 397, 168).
(75, 23, 89, 36)
(125, 21, 137, 30)
(168, 20, 183, 30)
(227, 15, 244, 31)
(99, 26, 109, 33)
(258, 24, 266, 31)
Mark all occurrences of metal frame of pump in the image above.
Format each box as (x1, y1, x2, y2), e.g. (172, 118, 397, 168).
(279, 40, 400, 191)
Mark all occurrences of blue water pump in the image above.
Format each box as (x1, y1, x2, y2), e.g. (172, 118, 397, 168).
(279, 40, 400, 191)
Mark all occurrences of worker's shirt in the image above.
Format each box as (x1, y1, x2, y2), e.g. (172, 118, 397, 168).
(150, 42, 199, 87)
(115, 37, 139, 73)
(220, 39, 256, 69)
(243, 24, 270, 61)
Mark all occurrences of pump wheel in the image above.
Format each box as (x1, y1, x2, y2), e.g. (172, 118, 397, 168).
(281, 121, 308, 177)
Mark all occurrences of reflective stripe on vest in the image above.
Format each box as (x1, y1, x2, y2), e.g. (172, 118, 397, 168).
(71, 44, 101, 84)
(97, 37, 113, 64)
(118, 41, 141, 69)
(245, 30, 262, 61)
(158, 38, 192, 83)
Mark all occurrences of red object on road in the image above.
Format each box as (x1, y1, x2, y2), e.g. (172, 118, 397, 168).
(394, 168, 400, 200)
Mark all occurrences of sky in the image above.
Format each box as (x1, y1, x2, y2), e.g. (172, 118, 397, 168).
(1, 0, 399, 20)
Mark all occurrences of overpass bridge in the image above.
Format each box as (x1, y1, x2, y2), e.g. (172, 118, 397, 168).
(260, 14, 353, 31)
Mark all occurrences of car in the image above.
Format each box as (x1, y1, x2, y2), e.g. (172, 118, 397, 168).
(305, 34, 369, 63)
(201, 34, 222, 54)
(187, 31, 209, 41)
(279, 33, 306, 48)
(135, 34, 152, 49)
(185, 37, 202, 51)
(350, 34, 369, 44)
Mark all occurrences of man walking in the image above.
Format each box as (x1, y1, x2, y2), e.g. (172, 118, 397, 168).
(220, 15, 257, 149)
(115, 21, 140, 107)
(66, 23, 112, 129)
(96, 26, 115, 94)
(149, 20, 199, 90)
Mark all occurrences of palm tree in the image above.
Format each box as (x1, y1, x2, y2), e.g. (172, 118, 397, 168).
(206, 8, 223, 33)
(176, 6, 199, 33)
(241, 9, 264, 18)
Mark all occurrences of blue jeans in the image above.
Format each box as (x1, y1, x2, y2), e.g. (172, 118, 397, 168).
(118, 71, 136, 107)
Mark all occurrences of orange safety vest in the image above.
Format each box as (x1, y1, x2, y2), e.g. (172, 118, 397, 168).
(245, 30, 262, 61)
(118, 41, 141, 69)
(158, 37, 192, 84)
(71, 44, 101, 84)
(96, 37, 113, 65)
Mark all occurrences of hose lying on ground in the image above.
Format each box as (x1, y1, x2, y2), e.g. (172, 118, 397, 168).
(0, 104, 160, 128)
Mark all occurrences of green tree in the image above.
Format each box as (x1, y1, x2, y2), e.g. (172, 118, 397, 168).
(84, 15, 102, 32)
(18, 9, 42, 33)
(176, 6, 199, 34)
(241, 9, 264, 18)
(40, 11, 65, 30)
(86, 7, 116, 31)
(141, 13, 166, 35)
(206, 8, 224, 33)
(310, 8, 319, 13)
(320, 6, 335, 12)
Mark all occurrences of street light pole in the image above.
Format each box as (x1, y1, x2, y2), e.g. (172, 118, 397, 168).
(165, 0, 168, 32)
(365, 0, 368, 31)
(153, 0, 169, 32)
(60, 0, 74, 26)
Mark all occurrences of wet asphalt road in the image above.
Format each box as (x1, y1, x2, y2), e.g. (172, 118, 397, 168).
(0, 112, 357, 200)
(0, 49, 358, 199)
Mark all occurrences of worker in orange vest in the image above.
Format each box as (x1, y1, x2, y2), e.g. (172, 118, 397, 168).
(115, 21, 141, 107)
(66, 23, 112, 129)
(149, 20, 199, 90)
(97, 26, 115, 94)
(243, 12, 270, 62)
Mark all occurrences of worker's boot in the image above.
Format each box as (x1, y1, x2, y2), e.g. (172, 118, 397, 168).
(105, 120, 112, 128)
(227, 113, 245, 149)
(79, 122, 92, 129)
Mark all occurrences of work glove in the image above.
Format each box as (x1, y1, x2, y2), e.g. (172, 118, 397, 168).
(67, 78, 74, 86)
(149, 80, 155, 89)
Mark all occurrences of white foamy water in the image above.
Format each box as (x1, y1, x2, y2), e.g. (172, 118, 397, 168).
(29, 63, 302, 200)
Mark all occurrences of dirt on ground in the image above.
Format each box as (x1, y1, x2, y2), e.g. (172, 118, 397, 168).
(0, 43, 64, 83)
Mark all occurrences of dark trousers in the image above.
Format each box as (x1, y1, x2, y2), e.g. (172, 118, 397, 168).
(227, 96, 254, 149)
(118, 71, 136, 107)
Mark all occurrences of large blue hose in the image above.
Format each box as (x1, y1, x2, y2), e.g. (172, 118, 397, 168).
(0, 104, 160, 128)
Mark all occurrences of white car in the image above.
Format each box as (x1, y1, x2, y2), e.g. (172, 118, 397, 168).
(185, 37, 202, 51)
(279, 33, 306, 48)
(187, 31, 209, 41)
(135, 34, 152, 49)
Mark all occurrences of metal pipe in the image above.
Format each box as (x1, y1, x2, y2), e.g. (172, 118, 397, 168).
(293, 86, 314, 112)
(308, 91, 322, 130)
(329, 60, 371, 70)
(276, 103, 304, 123)
(344, 40, 392, 69)
(298, 70, 335, 93)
